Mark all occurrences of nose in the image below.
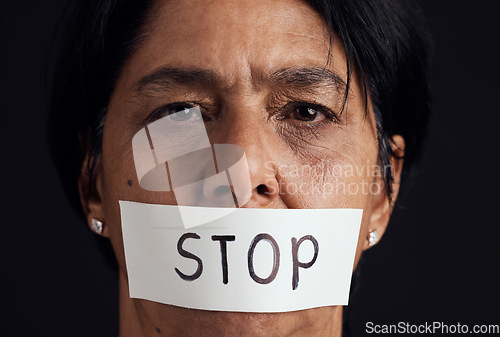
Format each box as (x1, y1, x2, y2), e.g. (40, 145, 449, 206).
(209, 109, 281, 208)
(243, 142, 280, 207)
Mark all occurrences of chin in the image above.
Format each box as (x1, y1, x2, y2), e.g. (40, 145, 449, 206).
(159, 305, 334, 337)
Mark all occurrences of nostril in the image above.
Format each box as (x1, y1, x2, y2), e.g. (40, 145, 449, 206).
(256, 184, 269, 195)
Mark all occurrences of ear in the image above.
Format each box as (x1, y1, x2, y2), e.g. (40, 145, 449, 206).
(79, 152, 109, 238)
(364, 134, 405, 249)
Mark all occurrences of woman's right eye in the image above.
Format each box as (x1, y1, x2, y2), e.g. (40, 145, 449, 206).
(150, 105, 202, 123)
(165, 106, 201, 122)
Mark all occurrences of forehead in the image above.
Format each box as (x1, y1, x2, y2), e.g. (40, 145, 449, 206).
(119, 0, 344, 89)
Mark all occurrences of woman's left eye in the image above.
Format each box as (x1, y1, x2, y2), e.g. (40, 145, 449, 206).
(287, 104, 334, 124)
(293, 106, 321, 122)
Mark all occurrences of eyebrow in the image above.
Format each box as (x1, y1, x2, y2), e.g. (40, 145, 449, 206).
(267, 67, 346, 92)
(133, 66, 347, 94)
(134, 68, 219, 92)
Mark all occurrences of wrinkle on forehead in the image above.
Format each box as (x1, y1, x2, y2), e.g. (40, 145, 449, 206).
(129, 0, 332, 78)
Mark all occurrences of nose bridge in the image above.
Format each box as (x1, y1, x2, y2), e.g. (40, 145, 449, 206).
(212, 104, 282, 207)
(216, 103, 274, 169)
(220, 107, 268, 152)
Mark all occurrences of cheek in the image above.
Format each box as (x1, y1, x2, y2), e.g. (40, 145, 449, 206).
(99, 116, 180, 273)
(276, 128, 379, 264)
(101, 106, 179, 205)
(278, 159, 378, 208)
(277, 131, 379, 210)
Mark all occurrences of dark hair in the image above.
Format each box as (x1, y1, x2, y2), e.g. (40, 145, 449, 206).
(48, 0, 431, 219)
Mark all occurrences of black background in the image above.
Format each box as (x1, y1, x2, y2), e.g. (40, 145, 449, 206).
(4, 1, 500, 336)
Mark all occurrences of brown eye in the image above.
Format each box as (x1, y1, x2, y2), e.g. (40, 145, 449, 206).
(293, 106, 320, 122)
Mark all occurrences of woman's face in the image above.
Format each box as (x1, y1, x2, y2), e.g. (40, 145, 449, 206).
(84, 0, 402, 335)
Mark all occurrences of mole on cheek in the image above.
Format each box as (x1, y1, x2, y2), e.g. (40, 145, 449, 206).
(155, 327, 161, 333)
(127, 180, 133, 187)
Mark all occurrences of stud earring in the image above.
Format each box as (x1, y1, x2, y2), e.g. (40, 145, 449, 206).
(91, 218, 103, 234)
(368, 229, 379, 247)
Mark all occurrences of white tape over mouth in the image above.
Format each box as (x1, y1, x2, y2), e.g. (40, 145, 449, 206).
(119, 201, 362, 313)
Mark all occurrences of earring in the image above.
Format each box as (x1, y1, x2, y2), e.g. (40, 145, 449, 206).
(91, 218, 103, 234)
(368, 229, 379, 247)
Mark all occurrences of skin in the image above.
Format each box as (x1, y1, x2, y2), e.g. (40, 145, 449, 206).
(80, 0, 405, 336)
